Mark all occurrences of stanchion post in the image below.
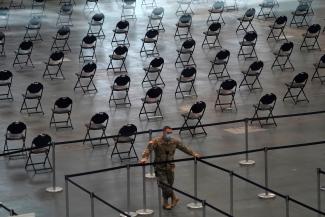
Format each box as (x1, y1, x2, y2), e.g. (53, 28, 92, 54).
(136, 165, 154, 215)
(258, 147, 275, 199)
(120, 165, 137, 217)
(158, 185, 162, 217)
(285, 195, 290, 217)
(317, 168, 321, 212)
(91, 192, 95, 217)
(239, 118, 255, 166)
(187, 157, 203, 209)
(65, 178, 70, 217)
(202, 200, 206, 217)
(145, 129, 156, 179)
(46, 142, 63, 193)
(229, 171, 234, 216)
(9, 209, 13, 216)
(319, 168, 325, 191)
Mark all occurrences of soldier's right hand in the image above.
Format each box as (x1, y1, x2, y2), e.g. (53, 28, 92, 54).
(139, 158, 147, 164)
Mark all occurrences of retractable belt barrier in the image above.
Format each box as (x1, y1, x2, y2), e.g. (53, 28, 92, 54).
(0, 202, 18, 216)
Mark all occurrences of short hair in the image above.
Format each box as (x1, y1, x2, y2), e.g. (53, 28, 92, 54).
(163, 126, 172, 131)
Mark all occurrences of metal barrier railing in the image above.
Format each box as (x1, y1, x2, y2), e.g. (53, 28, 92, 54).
(0, 202, 18, 216)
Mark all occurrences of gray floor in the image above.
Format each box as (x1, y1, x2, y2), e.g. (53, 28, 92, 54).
(1, 0, 325, 216)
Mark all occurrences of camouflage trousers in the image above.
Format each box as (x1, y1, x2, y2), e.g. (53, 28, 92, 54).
(155, 168, 175, 200)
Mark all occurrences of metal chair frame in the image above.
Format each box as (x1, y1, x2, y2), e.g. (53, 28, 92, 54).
(215, 79, 237, 111)
(139, 87, 163, 120)
(283, 72, 309, 104)
(43, 51, 65, 80)
(208, 49, 230, 79)
(175, 66, 197, 98)
(109, 74, 131, 106)
(74, 62, 97, 94)
(83, 112, 110, 148)
(50, 97, 73, 129)
(20, 82, 44, 115)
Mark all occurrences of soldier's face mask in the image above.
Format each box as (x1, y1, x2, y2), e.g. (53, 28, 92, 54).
(164, 132, 172, 141)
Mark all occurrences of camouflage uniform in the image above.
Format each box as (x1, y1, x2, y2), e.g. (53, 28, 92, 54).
(142, 135, 195, 200)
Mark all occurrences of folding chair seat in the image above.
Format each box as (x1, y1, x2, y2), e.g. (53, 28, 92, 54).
(267, 16, 287, 41)
(107, 45, 128, 73)
(147, 7, 165, 31)
(141, 0, 156, 7)
(0, 7, 9, 29)
(140, 29, 159, 57)
(79, 35, 97, 62)
(202, 22, 222, 48)
(83, 112, 110, 148)
(290, 3, 309, 28)
(257, 0, 276, 19)
(56, 3, 73, 26)
(298, 0, 314, 15)
(207, 1, 225, 24)
(283, 72, 309, 104)
(239, 60, 264, 91)
(43, 51, 65, 80)
(251, 93, 277, 127)
(9, 0, 24, 9)
(215, 79, 237, 111)
(175, 66, 197, 98)
(121, 0, 137, 20)
(176, 0, 194, 15)
(3, 121, 27, 159)
(139, 86, 163, 120)
(238, 31, 258, 59)
(179, 101, 207, 136)
(142, 57, 165, 87)
(111, 20, 130, 47)
(84, 0, 99, 11)
(74, 61, 97, 93)
(236, 8, 256, 33)
(0, 32, 5, 56)
(175, 38, 196, 68)
(224, 0, 238, 11)
(25, 134, 52, 174)
(50, 97, 73, 129)
(209, 49, 230, 79)
(0, 70, 13, 100)
(111, 124, 138, 161)
(32, 0, 46, 16)
(174, 14, 192, 40)
(51, 25, 71, 52)
(20, 82, 44, 115)
(24, 16, 42, 41)
(271, 41, 294, 71)
(87, 13, 105, 39)
(312, 54, 325, 84)
(13, 40, 34, 68)
(300, 24, 321, 50)
(109, 74, 131, 106)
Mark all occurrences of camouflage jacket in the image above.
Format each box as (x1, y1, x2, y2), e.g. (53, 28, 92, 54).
(142, 136, 195, 170)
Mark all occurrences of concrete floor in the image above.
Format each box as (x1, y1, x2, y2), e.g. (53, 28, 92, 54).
(1, 0, 325, 216)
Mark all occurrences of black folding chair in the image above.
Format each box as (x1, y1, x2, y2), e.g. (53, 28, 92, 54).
(290, 3, 309, 28)
(84, 0, 99, 11)
(79, 35, 97, 62)
(175, 38, 196, 68)
(176, 0, 194, 15)
(239, 60, 264, 91)
(139, 86, 163, 120)
(51, 26, 71, 52)
(140, 29, 159, 56)
(207, 1, 225, 24)
(174, 14, 192, 39)
(87, 13, 105, 39)
(312, 54, 325, 84)
(83, 112, 110, 148)
(142, 57, 165, 87)
(147, 7, 165, 31)
(175, 66, 197, 98)
(283, 72, 309, 104)
(111, 124, 138, 161)
(43, 51, 65, 80)
(32, 0, 46, 16)
(179, 101, 207, 136)
(236, 8, 256, 33)
(209, 49, 230, 79)
(10, 0, 25, 9)
(111, 20, 130, 47)
(298, 0, 314, 15)
(74, 61, 97, 94)
(257, 0, 276, 19)
(107, 45, 128, 73)
(0, 32, 5, 56)
(272, 41, 294, 71)
(56, 3, 73, 26)
(24, 16, 42, 41)
(20, 82, 44, 115)
(267, 16, 287, 41)
(238, 31, 258, 59)
(109, 74, 131, 106)
(0, 7, 9, 29)
(25, 134, 52, 174)
(251, 93, 277, 127)
(202, 22, 222, 48)
(3, 121, 27, 159)
(50, 97, 73, 129)
(215, 79, 237, 111)
(121, 0, 137, 20)
(13, 40, 34, 68)
(0, 70, 13, 101)
(300, 24, 321, 50)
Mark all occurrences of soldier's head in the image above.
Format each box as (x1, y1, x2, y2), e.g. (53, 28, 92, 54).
(162, 126, 173, 141)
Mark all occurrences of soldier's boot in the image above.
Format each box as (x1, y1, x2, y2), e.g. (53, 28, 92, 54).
(163, 198, 172, 210)
(171, 193, 180, 207)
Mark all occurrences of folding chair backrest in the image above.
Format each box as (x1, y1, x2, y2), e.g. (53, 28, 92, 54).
(213, 1, 224, 10)
(181, 66, 196, 78)
(244, 31, 257, 42)
(32, 133, 52, 148)
(19, 41, 33, 51)
(50, 51, 64, 62)
(296, 4, 309, 13)
(182, 38, 196, 49)
(82, 35, 97, 46)
(307, 24, 321, 34)
(57, 26, 70, 38)
(34, 0, 45, 3)
(179, 14, 192, 24)
(280, 42, 293, 55)
(114, 74, 130, 86)
(319, 54, 325, 67)
(124, 0, 136, 5)
(116, 20, 129, 31)
(61, 4, 73, 13)
(221, 79, 237, 90)
(293, 72, 308, 84)
(145, 29, 159, 38)
(118, 124, 137, 137)
(91, 112, 109, 124)
(146, 86, 162, 99)
(250, 60, 264, 72)
(82, 61, 97, 74)
(0, 70, 12, 81)
(7, 121, 26, 134)
(274, 16, 287, 28)
(27, 82, 43, 94)
(260, 93, 276, 105)
(152, 7, 164, 16)
(114, 45, 128, 55)
(244, 8, 255, 19)
(150, 57, 164, 68)
(190, 101, 206, 115)
(208, 22, 221, 32)
(0, 31, 4, 41)
(55, 97, 72, 108)
(29, 16, 41, 27)
(216, 49, 230, 60)
(92, 13, 104, 23)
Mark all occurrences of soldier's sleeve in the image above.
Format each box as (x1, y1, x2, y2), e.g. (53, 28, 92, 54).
(175, 139, 195, 156)
(141, 139, 155, 160)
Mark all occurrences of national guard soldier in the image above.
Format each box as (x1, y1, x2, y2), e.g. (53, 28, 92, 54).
(140, 126, 200, 210)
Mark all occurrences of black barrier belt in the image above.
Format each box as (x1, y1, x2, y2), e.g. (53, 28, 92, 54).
(200, 148, 265, 160)
(66, 177, 91, 195)
(198, 159, 325, 216)
(66, 165, 128, 178)
(0, 203, 18, 215)
(319, 169, 325, 175)
(93, 194, 131, 217)
(158, 181, 233, 217)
